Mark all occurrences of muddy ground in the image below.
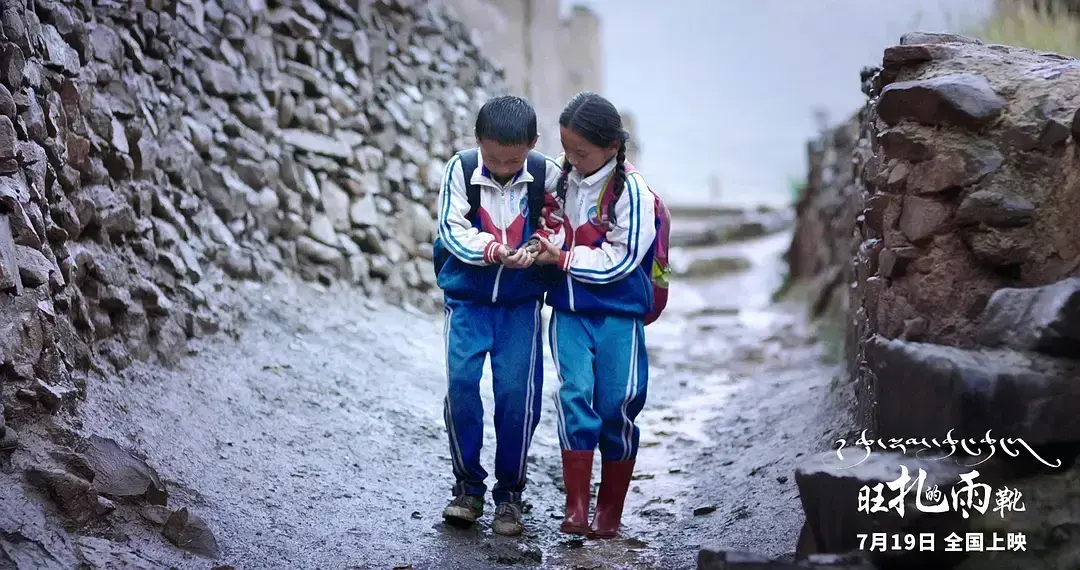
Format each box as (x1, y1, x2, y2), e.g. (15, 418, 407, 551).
(6, 230, 854, 569)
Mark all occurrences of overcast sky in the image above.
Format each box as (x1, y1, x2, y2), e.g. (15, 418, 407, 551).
(559, 0, 995, 208)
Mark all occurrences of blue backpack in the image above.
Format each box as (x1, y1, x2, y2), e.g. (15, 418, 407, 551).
(432, 149, 548, 276)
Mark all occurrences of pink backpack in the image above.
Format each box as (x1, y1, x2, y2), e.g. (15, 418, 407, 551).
(595, 162, 671, 325)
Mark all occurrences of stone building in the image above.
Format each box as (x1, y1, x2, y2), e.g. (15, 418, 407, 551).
(441, 0, 633, 161)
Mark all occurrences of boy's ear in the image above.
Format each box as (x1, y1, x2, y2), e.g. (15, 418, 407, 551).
(528, 135, 538, 150)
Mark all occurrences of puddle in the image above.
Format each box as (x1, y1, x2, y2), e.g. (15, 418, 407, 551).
(647, 372, 739, 446)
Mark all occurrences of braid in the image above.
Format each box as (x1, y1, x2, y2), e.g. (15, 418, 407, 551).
(606, 140, 627, 226)
(556, 157, 573, 205)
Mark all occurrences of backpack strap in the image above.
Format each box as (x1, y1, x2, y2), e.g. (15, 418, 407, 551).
(593, 161, 638, 223)
(525, 150, 547, 230)
(457, 148, 481, 221)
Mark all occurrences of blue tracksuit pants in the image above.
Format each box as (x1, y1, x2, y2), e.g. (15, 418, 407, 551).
(548, 310, 649, 462)
(442, 298, 544, 504)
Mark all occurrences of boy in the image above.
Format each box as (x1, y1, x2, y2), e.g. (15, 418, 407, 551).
(432, 95, 563, 536)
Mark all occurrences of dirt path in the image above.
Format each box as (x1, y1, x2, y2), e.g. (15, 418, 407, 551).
(63, 231, 851, 570)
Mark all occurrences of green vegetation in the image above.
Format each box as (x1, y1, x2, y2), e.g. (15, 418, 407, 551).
(963, 0, 1080, 57)
(787, 176, 807, 204)
(815, 316, 846, 366)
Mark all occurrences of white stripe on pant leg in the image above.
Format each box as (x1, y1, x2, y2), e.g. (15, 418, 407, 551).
(516, 300, 541, 489)
(549, 311, 570, 449)
(619, 323, 640, 462)
(444, 305, 467, 477)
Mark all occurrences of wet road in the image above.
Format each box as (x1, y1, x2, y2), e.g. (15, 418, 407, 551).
(73, 230, 851, 569)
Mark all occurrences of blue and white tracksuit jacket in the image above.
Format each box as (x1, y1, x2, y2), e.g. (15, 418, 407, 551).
(435, 148, 563, 503)
(543, 156, 658, 462)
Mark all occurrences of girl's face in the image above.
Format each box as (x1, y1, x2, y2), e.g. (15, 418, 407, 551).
(560, 126, 619, 176)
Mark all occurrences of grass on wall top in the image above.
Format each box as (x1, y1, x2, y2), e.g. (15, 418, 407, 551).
(964, 0, 1080, 57)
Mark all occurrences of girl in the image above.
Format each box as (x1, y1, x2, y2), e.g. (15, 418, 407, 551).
(534, 92, 657, 539)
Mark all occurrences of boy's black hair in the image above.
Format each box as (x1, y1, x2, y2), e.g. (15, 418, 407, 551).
(556, 91, 629, 224)
(475, 95, 538, 146)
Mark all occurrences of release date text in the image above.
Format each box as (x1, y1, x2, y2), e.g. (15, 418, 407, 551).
(857, 532, 1027, 552)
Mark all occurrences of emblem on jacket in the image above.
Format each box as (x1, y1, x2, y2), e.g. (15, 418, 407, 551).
(587, 204, 604, 227)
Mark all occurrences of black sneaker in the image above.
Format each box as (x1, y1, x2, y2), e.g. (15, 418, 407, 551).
(443, 494, 484, 524)
(492, 501, 525, 536)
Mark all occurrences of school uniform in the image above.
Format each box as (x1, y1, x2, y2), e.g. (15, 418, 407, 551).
(542, 155, 657, 538)
(433, 147, 563, 506)
(544, 156, 657, 461)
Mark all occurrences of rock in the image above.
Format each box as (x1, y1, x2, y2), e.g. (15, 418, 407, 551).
(308, 214, 339, 247)
(15, 244, 53, 288)
(865, 335, 1080, 444)
(89, 25, 123, 67)
(1, 216, 23, 293)
(0, 43, 24, 90)
(296, 236, 342, 264)
(349, 194, 379, 227)
(975, 278, 1080, 356)
(72, 185, 138, 239)
(877, 125, 934, 162)
(0, 426, 16, 450)
(134, 279, 173, 316)
(75, 536, 159, 570)
(322, 179, 350, 230)
(795, 449, 969, 567)
(163, 507, 220, 558)
(221, 245, 254, 279)
(899, 31, 983, 45)
(882, 44, 958, 69)
(400, 201, 434, 245)
(140, 505, 173, 526)
(25, 468, 105, 524)
(904, 142, 1002, 195)
(877, 246, 919, 278)
(898, 195, 949, 244)
(955, 189, 1035, 228)
(0, 115, 17, 172)
(201, 168, 248, 221)
(962, 225, 1035, 267)
(200, 60, 240, 97)
(693, 505, 717, 516)
(268, 8, 320, 39)
(41, 24, 80, 74)
(1002, 93, 1075, 151)
(281, 129, 352, 159)
(182, 117, 213, 153)
(877, 74, 1006, 128)
(34, 379, 78, 410)
(80, 435, 167, 504)
(0, 84, 13, 118)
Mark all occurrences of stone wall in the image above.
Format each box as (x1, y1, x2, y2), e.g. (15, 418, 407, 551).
(851, 33, 1080, 433)
(440, 0, 607, 158)
(0, 0, 501, 449)
(783, 32, 1080, 568)
(784, 112, 860, 323)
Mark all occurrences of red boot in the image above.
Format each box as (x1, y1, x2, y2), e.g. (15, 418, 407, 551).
(589, 460, 635, 539)
(559, 450, 593, 534)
